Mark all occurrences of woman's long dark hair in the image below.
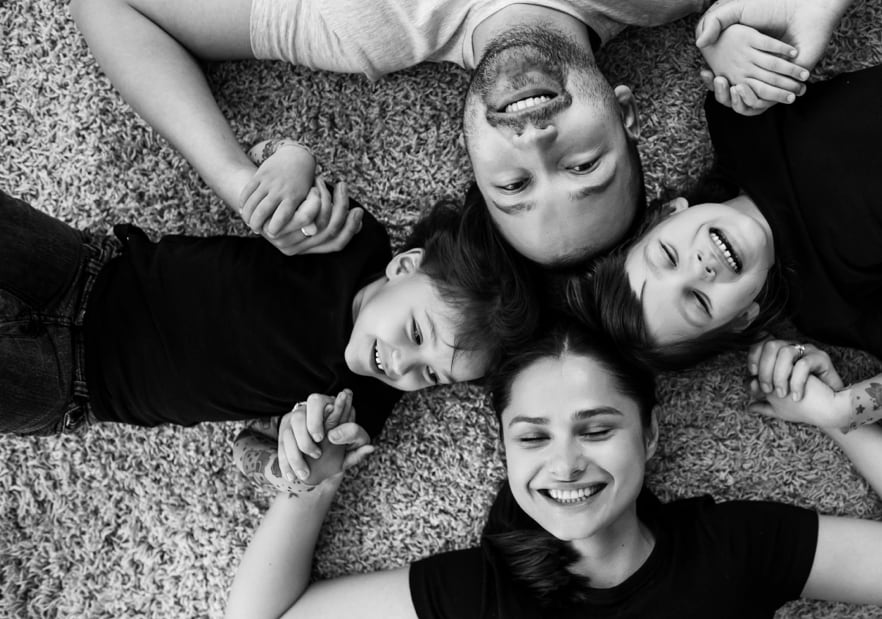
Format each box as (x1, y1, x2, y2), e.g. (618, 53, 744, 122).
(581, 164, 790, 372)
(480, 317, 656, 607)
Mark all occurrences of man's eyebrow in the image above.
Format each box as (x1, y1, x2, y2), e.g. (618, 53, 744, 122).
(492, 199, 536, 215)
(508, 407, 623, 427)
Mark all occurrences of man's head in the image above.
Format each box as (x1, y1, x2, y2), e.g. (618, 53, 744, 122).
(463, 25, 643, 266)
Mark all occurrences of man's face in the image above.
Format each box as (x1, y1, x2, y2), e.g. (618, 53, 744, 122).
(345, 249, 487, 391)
(464, 27, 641, 265)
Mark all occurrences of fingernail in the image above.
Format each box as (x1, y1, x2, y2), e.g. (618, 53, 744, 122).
(790, 49, 798, 58)
(311, 449, 322, 459)
(748, 363, 757, 375)
(786, 93, 795, 104)
(761, 383, 772, 393)
(792, 392, 800, 402)
(777, 387, 786, 398)
(800, 70, 809, 80)
(329, 429, 341, 441)
(314, 433, 323, 443)
(296, 469, 308, 481)
(285, 472, 295, 482)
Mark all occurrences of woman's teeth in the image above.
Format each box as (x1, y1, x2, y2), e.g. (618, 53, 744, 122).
(504, 95, 551, 113)
(710, 229, 741, 273)
(546, 485, 604, 504)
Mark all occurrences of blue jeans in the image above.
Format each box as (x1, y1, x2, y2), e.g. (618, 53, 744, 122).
(0, 190, 117, 435)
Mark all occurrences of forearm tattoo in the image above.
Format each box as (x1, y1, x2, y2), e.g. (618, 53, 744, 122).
(252, 138, 314, 166)
(843, 379, 882, 433)
(233, 429, 316, 498)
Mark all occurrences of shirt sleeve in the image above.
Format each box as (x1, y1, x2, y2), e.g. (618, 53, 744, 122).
(716, 500, 819, 606)
(409, 548, 486, 619)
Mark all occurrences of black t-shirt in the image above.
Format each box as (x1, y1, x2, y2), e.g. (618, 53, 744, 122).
(409, 495, 818, 618)
(83, 207, 402, 435)
(706, 65, 882, 358)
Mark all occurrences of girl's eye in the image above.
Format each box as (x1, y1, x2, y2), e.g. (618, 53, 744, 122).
(411, 318, 422, 345)
(661, 242, 677, 266)
(569, 160, 598, 173)
(498, 178, 527, 192)
(692, 290, 711, 317)
(426, 367, 439, 386)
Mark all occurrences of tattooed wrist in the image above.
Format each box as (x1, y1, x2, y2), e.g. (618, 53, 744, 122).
(252, 138, 315, 166)
(841, 378, 882, 434)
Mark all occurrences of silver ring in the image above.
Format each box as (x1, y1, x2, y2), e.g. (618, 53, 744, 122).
(793, 344, 806, 361)
(300, 226, 315, 238)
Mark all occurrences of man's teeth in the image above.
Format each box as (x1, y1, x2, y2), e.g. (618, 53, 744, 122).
(710, 230, 741, 273)
(374, 343, 386, 374)
(504, 95, 551, 113)
(547, 486, 602, 504)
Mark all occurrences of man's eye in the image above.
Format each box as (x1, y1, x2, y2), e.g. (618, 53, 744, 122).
(426, 367, 439, 385)
(411, 319, 422, 345)
(498, 179, 527, 192)
(569, 160, 598, 173)
(692, 290, 711, 317)
(661, 242, 677, 266)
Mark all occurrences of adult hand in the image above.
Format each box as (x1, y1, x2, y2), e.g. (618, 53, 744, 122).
(747, 339, 844, 402)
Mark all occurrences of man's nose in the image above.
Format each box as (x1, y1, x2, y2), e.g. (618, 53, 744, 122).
(512, 122, 557, 148)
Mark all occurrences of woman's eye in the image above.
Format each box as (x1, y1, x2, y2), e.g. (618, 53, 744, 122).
(661, 242, 677, 266)
(411, 318, 422, 345)
(692, 291, 711, 317)
(582, 428, 612, 440)
(498, 179, 527, 192)
(426, 367, 439, 385)
(569, 160, 598, 173)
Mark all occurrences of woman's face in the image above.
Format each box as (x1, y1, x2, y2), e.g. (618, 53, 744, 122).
(624, 198, 775, 345)
(501, 353, 655, 542)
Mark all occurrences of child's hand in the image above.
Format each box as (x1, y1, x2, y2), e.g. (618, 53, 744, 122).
(277, 390, 373, 485)
(699, 24, 809, 115)
(747, 339, 844, 401)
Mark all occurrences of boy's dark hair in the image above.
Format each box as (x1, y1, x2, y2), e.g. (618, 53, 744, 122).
(574, 165, 790, 373)
(481, 317, 656, 607)
(402, 186, 544, 377)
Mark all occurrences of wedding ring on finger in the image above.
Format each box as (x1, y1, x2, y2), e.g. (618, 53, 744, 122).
(792, 343, 806, 361)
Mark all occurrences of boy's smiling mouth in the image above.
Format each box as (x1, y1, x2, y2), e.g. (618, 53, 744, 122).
(372, 340, 387, 375)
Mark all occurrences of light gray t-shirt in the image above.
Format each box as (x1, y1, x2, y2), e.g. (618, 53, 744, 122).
(250, 0, 708, 80)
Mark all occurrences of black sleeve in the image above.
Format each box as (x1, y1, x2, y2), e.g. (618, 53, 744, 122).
(409, 548, 486, 619)
(715, 500, 819, 607)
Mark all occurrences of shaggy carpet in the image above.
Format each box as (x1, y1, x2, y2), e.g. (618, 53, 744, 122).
(2, 1, 881, 617)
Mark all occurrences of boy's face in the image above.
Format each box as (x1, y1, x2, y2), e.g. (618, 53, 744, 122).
(345, 249, 487, 391)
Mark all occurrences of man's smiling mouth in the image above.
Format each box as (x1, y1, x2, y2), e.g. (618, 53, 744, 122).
(501, 93, 554, 113)
(373, 340, 387, 375)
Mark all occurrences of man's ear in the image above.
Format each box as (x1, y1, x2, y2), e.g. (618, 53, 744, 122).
(614, 85, 640, 141)
(385, 248, 424, 279)
(644, 408, 659, 461)
(732, 302, 760, 332)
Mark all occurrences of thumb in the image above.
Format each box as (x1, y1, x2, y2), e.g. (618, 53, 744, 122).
(695, 3, 743, 48)
(342, 445, 376, 470)
(328, 422, 370, 449)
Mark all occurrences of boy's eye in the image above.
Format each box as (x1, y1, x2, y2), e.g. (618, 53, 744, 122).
(692, 290, 712, 317)
(661, 242, 677, 266)
(411, 318, 422, 345)
(426, 366, 439, 386)
(497, 178, 527, 192)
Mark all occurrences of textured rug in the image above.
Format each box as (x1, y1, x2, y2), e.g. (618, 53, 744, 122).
(2, 1, 882, 617)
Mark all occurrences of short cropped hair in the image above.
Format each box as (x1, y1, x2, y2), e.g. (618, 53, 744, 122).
(403, 187, 544, 377)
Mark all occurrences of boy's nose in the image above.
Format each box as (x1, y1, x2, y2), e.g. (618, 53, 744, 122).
(387, 346, 416, 379)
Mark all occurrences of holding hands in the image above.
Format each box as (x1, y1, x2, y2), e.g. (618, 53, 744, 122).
(241, 139, 364, 256)
(695, 0, 852, 115)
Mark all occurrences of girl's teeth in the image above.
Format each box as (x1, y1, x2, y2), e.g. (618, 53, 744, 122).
(504, 95, 551, 113)
(710, 231, 740, 272)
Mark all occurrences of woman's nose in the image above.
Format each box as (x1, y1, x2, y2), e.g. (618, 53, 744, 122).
(550, 441, 587, 480)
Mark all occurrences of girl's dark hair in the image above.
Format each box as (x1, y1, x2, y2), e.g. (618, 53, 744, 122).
(480, 317, 656, 607)
(402, 184, 544, 376)
(579, 165, 790, 372)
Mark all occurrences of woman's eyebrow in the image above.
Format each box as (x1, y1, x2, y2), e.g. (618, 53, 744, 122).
(508, 407, 623, 428)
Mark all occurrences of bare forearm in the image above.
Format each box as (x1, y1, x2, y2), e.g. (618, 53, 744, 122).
(71, 0, 257, 209)
(226, 486, 339, 619)
(839, 374, 882, 432)
(825, 422, 882, 498)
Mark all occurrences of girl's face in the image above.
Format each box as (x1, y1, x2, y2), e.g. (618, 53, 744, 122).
(501, 353, 655, 543)
(624, 197, 775, 344)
